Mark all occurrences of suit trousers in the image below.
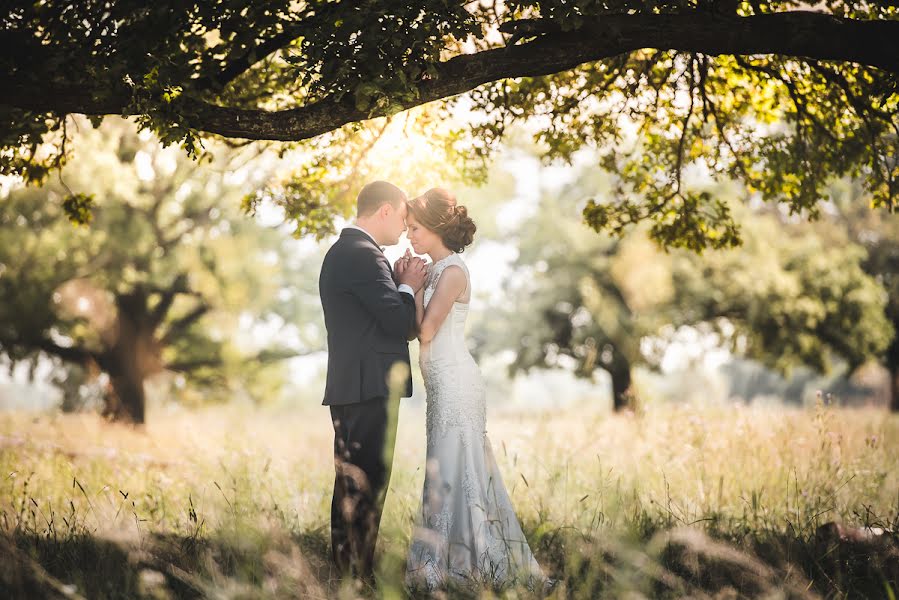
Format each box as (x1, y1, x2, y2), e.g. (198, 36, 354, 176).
(329, 396, 398, 579)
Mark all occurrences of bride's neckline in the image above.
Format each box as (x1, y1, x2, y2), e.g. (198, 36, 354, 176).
(430, 252, 457, 266)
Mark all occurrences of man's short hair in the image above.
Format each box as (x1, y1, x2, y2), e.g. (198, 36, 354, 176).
(357, 181, 407, 217)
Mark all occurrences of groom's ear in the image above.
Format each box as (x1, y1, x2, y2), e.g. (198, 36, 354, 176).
(380, 202, 396, 218)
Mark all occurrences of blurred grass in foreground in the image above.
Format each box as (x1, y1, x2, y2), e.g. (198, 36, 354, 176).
(1, 399, 897, 598)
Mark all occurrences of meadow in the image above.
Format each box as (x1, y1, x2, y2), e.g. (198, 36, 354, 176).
(1, 398, 897, 599)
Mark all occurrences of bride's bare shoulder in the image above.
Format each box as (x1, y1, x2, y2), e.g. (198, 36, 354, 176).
(433, 264, 466, 292)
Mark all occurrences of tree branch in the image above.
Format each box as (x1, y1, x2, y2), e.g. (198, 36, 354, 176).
(196, 22, 307, 91)
(699, 63, 753, 182)
(163, 356, 222, 373)
(149, 274, 190, 329)
(164, 347, 312, 372)
(160, 303, 210, 345)
(734, 55, 839, 143)
(674, 56, 697, 197)
(3, 11, 898, 142)
(35, 338, 95, 365)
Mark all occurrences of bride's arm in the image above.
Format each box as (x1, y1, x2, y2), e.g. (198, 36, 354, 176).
(411, 288, 424, 341)
(417, 265, 467, 344)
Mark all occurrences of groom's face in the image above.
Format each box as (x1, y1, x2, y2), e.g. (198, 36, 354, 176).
(381, 200, 408, 246)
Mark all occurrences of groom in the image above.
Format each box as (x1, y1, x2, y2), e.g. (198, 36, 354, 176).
(318, 181, 428, 580)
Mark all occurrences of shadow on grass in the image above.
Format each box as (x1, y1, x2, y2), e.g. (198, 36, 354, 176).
(535, 522, 899, 599)
(2, 523, 897, 599)
(0, 526, 336, 600)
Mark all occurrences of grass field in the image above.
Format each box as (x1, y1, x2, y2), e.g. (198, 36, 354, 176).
(1, 398, 897, 598)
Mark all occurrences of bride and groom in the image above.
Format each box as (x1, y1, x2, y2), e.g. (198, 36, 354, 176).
(319, 181, 546, 591)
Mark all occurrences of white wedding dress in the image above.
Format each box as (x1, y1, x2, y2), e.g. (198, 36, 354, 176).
(405, 253, 545, 591)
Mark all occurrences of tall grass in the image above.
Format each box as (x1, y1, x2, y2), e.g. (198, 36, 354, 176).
(1, 398, 897, 598)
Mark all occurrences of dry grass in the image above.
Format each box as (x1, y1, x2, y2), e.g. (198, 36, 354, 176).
(1, 399, 897, 598)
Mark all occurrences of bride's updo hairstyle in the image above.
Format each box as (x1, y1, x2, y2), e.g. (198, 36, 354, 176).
(406, 188, 477, 253)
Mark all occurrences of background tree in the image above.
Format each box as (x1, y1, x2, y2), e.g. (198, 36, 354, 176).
(0, 119, 321, 423)
(827, 178, 899, 411)
(483, 153, 893, 410)
(2, 1, 897, 247)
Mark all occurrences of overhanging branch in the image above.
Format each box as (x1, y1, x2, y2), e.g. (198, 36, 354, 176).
(3, 11, 897, 142)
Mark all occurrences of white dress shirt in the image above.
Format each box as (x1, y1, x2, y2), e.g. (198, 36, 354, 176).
(345, 224, 415, 298)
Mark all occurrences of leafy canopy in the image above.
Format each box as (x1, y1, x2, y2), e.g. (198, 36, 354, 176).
(2, 1, 898, 248)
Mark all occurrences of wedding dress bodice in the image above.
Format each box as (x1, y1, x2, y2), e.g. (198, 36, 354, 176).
(419, 253, 486, 438)
(421, 254, 470, 358)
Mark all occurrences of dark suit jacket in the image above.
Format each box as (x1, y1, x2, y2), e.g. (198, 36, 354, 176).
(319, 228, 416, 405)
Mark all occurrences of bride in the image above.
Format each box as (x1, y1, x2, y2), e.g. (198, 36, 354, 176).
(397, 188, 546, 591)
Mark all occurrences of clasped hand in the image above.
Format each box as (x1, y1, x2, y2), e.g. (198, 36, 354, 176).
(394, 249, 428, 293)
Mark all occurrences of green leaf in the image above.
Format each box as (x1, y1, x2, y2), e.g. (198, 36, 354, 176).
(61, 193, 95, 225)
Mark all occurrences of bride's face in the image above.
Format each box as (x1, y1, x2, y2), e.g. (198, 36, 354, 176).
(405, 212, 440, 256)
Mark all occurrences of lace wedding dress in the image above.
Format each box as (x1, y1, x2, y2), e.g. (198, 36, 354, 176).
(405, 253, 545, 591)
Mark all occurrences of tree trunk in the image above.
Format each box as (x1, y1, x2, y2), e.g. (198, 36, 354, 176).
(888, 338, 899, 413)
(106, 371, 146, 424)
(890, 365, 899, 413)
(100, 288, 159, 424)
(609, 361, 633, 412)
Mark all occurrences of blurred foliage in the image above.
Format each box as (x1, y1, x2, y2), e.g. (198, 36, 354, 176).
(473, 146, 894, 409)
(827, 177, 899, 409)
(0, 118, 324, 420)
(243, 106, 486, 239)
(471, 47, 899, 250)
(2, 1, 896, 248)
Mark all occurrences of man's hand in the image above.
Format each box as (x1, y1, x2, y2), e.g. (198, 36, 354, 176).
(396, 250, 428, 293)
(395, 249, 423, 277)
(393, 249, 413, 276)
